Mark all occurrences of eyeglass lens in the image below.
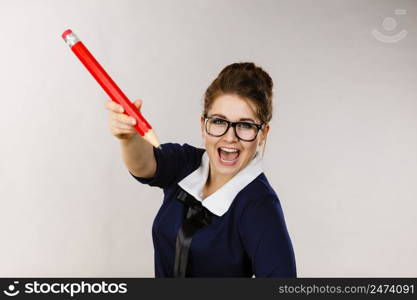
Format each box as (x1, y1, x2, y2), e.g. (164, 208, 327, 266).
(206, 118, 258, 141)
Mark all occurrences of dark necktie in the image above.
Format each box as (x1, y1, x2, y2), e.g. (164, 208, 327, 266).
(174, 189, 213, 277)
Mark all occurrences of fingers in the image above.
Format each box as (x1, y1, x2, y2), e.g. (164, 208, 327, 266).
(109, 118, 137, 139)
(110, 113, 136, 126)
(105, 99, 143, 140)
(104, 100, 124, 113)
(111, 119, 135, 130)
(111, 123, 136, 135)
(104, 99, 143, 112)
(104, 100, 136, 125)
(133, 99, 142, 109)
(108, 109, 136, 138)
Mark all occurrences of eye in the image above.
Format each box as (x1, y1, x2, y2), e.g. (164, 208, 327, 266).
(212, 118, 227, 125)
(237, 122, 254, 130)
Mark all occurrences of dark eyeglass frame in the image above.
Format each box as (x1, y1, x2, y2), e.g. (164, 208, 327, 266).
(204, 115, 264, 142)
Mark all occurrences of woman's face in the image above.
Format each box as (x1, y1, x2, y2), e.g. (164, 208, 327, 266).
(201, 94, 269, 182)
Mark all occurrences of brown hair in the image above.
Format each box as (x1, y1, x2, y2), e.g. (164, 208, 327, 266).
(203, 62, 273, 124)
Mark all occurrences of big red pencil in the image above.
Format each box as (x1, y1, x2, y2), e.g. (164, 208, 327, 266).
(62, 29, 160, 148)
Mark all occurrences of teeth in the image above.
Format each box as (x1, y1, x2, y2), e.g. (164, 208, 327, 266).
(220, 147, 239, 153)
(220, 157, 238, 162)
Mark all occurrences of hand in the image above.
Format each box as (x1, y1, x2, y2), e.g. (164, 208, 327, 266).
(104, 99, 142, 140)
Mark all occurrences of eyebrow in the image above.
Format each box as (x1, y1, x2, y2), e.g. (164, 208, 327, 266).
(210, 113, 256, 123)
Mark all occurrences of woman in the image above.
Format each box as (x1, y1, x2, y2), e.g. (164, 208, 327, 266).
(104, 62, 296, 277)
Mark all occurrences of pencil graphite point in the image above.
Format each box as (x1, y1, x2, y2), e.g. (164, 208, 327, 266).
(143, 129, 161, 149)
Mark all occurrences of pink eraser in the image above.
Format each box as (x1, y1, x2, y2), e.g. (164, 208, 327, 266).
(61, 29, 73, 39)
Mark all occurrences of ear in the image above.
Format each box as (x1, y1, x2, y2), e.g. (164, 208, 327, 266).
(200, 115, 205, 137)
(259, 124, 270, 147)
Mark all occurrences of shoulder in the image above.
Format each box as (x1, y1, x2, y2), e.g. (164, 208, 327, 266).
(158, 142, 205, 158)
(155, 142, 205, 164)
(238, 173, 281, 209)
(236, 173, 285, 227)
(156, 142, 205, 178)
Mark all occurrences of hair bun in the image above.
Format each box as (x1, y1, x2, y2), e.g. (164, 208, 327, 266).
(204, 62, 274, 124)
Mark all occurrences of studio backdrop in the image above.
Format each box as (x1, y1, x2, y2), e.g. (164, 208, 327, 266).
(0, 0, 416, 277)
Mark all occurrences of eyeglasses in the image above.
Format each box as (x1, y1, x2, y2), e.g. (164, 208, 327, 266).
(204, 115, 264, 142)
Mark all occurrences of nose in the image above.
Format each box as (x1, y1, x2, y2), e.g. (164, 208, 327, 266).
(222, 125, 238, 142)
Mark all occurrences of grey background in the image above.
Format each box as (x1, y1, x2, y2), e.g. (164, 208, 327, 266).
(0, 0, 416, 277)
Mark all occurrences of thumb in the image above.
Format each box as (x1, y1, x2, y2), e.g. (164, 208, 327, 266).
(133, 99, 143, 110)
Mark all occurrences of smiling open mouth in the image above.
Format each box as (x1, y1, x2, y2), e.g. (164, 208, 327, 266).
(218, 147, 240, 164)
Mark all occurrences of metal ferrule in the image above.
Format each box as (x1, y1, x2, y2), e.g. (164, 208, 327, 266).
(64, 32, 80, 47)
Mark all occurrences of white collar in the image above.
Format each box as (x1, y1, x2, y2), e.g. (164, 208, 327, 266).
(178, 151, 263, 217)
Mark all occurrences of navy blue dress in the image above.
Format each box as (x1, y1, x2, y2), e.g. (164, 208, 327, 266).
(130, 143, 296, 277)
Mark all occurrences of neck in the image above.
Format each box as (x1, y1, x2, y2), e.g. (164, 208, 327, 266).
(203, 163, 233, 198)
